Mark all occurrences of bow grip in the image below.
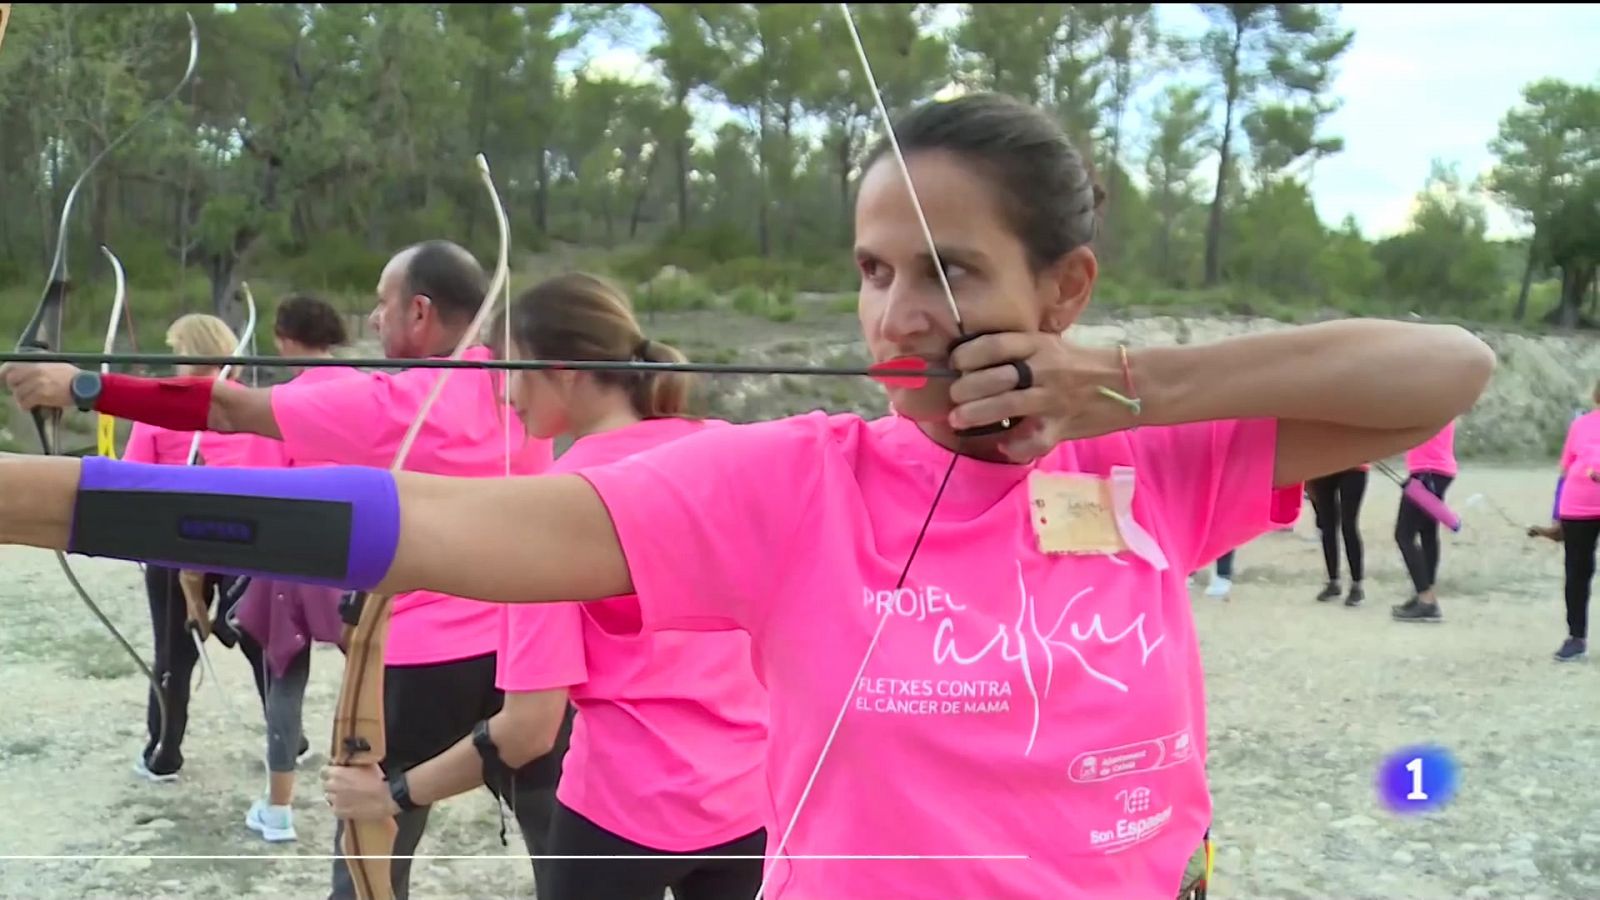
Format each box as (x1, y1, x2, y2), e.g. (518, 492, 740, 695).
(947, 330, 1024, 438)
(15, 344, 64, 455)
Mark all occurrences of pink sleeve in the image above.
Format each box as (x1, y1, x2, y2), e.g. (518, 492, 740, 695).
(269, 372, 397, 468)
(575, 417, 823, 637)
(1132, 418, 1299, 574)
(495, 602, 588, 693)
(122, 422, 160, 464)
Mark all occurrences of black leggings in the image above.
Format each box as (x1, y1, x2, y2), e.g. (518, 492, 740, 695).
(1562, 518, 1600, 640)
(541, 801, 766, 900)
(143, 565, 268, 775)
(1309, 469, 1367, 582)
(1395, 473, 1454, 594)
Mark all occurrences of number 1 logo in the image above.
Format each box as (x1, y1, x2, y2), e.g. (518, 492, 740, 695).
(1405, 757, 1428, 800)
(1377, 745, 1458, 814)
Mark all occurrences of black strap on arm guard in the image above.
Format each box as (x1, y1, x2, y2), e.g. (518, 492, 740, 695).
(473, 719, 514, 847)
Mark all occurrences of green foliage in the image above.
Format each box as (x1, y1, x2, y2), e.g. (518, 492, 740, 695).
(1371, 162, 1504, 311)
(728, 284, 798, 321)
(0, 3, 1589, 338)
(634, 272, 715, 314)
(279, 234, 390, 294)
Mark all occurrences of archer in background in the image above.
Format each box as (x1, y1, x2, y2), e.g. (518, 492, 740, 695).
(227, 293, 362, 843)
(1391, 420, 1458, 623)
(122, 313, 268, 782)
(1532, 379, 1600, 662)
(1309, 463, 1369, 607)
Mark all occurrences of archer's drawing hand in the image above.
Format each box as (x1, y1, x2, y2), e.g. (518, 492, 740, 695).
(947, 333, 1132, 461)
(0, 362, 78, 411)
(323, 763, 398, 820)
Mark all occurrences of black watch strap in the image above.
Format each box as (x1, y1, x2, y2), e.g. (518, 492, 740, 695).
(389, 770, 420, 812)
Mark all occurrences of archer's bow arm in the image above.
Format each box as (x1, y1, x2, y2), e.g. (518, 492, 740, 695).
(0, 454, 632, 607)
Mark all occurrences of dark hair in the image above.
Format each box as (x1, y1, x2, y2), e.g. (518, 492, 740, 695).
(400, 240, 488, 325)
(501, 272, 696, 420)
(274, 293, 348, 349)
(863, 92, 1104, 271)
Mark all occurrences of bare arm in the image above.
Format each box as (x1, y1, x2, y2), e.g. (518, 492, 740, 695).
(0, 456, 633, 605)
(209, 382, 282, 438)
(1132, 320, 1495, 486)
(324, 688, 570, 819)
(404, 688, 570, 804)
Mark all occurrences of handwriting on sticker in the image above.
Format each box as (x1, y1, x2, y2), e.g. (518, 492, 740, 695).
(1028, 472, 1127, 555)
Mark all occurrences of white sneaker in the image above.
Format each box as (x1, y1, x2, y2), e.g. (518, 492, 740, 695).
(1205, 577, 1232, 599)
(246, 798, 297, 842)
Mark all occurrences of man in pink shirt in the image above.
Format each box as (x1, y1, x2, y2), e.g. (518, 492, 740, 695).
(1392, 420, 1457, 623)
(19, 241, 562, 898)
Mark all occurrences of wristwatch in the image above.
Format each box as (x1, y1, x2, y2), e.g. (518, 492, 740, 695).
(388, 771, 420, 813)
(69, 370, 103, 412)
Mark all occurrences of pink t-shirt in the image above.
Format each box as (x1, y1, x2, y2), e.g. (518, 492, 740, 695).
(1405, 421, 1457, 477)
(123, 420, 266, 468)
(271, 346, 554, 665)
(578, 411, 1297, 899)
(1559, 410, 1600, 519)
(501, 417, 769, 852)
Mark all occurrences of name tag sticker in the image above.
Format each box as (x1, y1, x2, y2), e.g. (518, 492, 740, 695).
(1028, 472, 1128, 555)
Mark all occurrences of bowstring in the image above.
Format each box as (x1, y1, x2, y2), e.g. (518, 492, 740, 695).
(755, 6, 969, 896)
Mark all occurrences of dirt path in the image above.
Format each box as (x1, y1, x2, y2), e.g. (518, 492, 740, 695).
(0, 462, 1593, 899)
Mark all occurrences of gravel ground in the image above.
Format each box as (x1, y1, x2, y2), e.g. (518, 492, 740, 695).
(0, 461, 1592, 899)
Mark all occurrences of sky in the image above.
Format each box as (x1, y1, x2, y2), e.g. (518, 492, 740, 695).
(578, 3, 1600, 241)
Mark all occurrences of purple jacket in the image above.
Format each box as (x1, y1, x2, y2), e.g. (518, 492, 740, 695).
(233, 578, 346, 678)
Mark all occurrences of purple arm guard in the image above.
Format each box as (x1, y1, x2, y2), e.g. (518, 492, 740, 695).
(71, 456, 401, 592)
(1554, 476, 1566, 520)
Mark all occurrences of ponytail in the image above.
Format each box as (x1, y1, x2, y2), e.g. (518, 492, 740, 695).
(507, 273, 700, 421)
(631, 338, 693, 419)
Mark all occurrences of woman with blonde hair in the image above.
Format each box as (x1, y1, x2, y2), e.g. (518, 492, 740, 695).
(123, 312, 269, 782)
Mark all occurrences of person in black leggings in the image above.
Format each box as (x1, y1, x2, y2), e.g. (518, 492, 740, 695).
(1391, 470, 1455, 622)
(1393, 423, 1457, 623)
(1560, 516, 1599, 662)
(140, 565, 269, 778)
(1308, 467, 1367, 606)
(1551, 397, 1600, 661)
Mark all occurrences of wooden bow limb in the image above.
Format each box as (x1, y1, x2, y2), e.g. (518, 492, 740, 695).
(329, 153, 512, 900)
(178, 570, 212, 642)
